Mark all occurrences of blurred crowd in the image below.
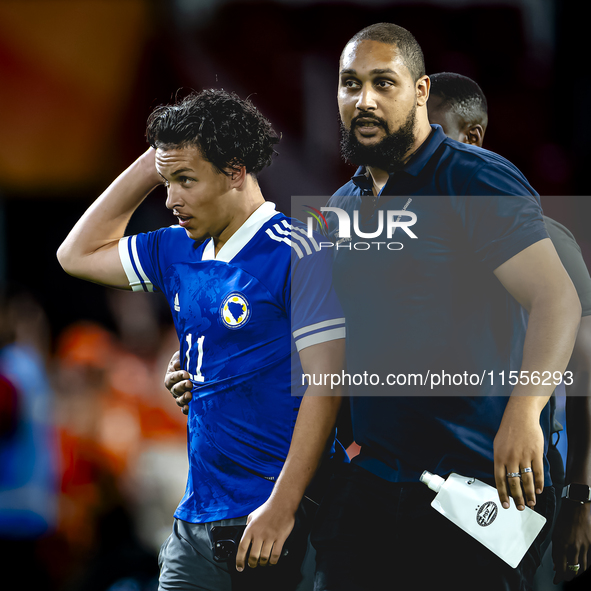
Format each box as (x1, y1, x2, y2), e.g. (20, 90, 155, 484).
(0, 283, 187, 591)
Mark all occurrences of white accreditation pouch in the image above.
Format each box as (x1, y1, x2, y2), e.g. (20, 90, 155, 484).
(420, 471, 547, 568)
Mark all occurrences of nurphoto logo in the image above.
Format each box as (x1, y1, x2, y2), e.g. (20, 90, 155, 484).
(303, 204, 418, 251)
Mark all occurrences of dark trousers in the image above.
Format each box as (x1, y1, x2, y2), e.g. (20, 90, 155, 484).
(159, 497, 316, 591)
(311, 463, 555, 591)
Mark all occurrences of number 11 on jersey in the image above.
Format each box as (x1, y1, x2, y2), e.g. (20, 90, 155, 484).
(185, 333, 205, 383)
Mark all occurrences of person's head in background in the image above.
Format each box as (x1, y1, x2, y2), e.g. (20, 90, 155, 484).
(427, 72, 488, 147)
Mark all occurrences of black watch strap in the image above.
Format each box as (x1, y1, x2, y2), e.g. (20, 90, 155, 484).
(562, 483, 591, 503)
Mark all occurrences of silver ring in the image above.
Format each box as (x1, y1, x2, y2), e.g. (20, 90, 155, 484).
(507, 472, 521, 478)
(521, 467, 533, 474)
(567, 563, 580, 573)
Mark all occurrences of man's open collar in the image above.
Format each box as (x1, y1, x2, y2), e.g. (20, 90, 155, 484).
(350, 124, 447, 188)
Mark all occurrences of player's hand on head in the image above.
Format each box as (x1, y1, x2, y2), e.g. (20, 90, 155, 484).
(138, 147, 163, 185)
(493, 412, 544, 511)
(235, 498, 296, 572)
(164, 350, 193, 414)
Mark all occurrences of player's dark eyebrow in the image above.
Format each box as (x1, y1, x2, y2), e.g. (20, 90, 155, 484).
(156, 168, 195, 183)
(340, 68, 399, 76)
(369, 68, 397, 75)
(170, 167, 195, 176)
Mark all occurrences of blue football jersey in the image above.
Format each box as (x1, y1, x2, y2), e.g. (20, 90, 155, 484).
(119, 202, 345, 522)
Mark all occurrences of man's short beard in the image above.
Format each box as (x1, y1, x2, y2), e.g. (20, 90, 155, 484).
(340, 105, 417, 173)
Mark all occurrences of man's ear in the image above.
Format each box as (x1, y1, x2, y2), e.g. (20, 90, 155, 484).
(416, 75, 430, 107)
(466, 124, 485, 147)
(228, 164, 247, 188)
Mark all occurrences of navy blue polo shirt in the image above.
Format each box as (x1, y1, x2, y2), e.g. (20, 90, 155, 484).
(327, 125, 552, 484)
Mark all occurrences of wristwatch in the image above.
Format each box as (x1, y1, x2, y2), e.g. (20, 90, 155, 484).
(562, 483, 591, 504)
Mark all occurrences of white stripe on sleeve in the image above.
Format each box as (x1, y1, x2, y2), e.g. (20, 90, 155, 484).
(283, 220, 321, 252)
(118, 236, 154, 292)
(295, 327, 346, 352)
(266, 228, 304, 259)
(293, 318, 346, 339)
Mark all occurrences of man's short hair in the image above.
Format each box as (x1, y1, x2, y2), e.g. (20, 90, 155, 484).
(343, 23, 426, 83)
(146, 89, 279, 176)
(429, 72, 488, 130)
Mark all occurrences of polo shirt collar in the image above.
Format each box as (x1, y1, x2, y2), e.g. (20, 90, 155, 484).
(350, 124, 447, 188)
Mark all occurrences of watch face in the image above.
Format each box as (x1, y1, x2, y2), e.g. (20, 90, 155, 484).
(568, 483, 591, 502)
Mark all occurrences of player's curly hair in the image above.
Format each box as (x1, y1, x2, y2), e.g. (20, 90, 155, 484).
(146, 89, 279, 176)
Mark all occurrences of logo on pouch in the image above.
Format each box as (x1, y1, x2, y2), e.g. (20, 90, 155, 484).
(220, 293, 251, 329)
(476, 501, 498, 527)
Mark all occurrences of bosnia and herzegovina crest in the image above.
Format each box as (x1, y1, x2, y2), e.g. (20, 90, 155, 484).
(220, 292, 251, 329)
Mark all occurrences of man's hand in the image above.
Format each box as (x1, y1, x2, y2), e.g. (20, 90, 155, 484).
(552, 502, 591, 583)
(164, 350, 192, 414)
(493, 401, 545, 510)
(235, 498, 296, 572)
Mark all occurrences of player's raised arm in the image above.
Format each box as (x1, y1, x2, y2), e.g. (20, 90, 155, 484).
(57, 148, 163, 288)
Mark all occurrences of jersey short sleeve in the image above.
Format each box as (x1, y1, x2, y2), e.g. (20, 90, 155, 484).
(118, 227, 185, 293)
(459, 166, 548, 271)
(286, 224, 345, 352)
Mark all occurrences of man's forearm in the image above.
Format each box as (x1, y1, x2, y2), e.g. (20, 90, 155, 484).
(508, 294, 580, 409)
(552, 317, 591, 583)
(500, 304, 579, 430)
(234, 340, 346, 570)
(494, 289, 580, 506)
(563, 316, 591, 484)
(57, 149, 161, 284)
(565, 396, 591, 484)
(266, 337, 346, 513)
(565, 321, 591, 484)
(266, 393, 342, 513)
